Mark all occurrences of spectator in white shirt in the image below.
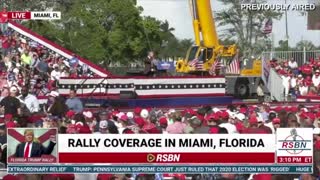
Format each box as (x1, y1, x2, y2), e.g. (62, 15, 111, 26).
(297, 74, 304, 86)
(18, 86, 40, 113)
(288, 58, 298, 69)
(282, 73, 291, 100)
(299, 82, 309, 96)
(60, 67, 70, 78)
(312, 70, 320, 87)
(290, 74, 297, 89)
(50, 64, 61, 81)
(256, 82, 265, 103)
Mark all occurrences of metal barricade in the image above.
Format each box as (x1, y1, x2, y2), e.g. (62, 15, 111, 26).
(262, 50, 320, 66)
(261, 50, 320, 102)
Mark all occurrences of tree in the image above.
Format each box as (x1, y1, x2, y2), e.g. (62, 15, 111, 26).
(215, 0, 282, 57)
(140, 16, 162, 54)
(275, 40, 292, 51)
(295, 40, 317, 51)
(20, 0, 148, 65)
(159, 20, 175, 47)
(9, 0, 189, 67)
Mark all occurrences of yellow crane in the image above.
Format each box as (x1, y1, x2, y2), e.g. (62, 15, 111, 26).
(175, 0, 265, 99)
(176, 0, 261, 77)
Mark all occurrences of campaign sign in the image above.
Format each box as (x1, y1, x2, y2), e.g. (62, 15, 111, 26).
(7, 128, 58, 164)
(276, 128, 313, 164)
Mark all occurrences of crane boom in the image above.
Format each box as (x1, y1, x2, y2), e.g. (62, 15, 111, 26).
(190, 0, 219, 48)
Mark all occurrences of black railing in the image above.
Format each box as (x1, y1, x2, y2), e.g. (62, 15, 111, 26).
(85, 77, 108, 108)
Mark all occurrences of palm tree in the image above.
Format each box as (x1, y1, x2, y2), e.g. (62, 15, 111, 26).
(296, 40, 316, 51)
(160, 20, 175, 36)
(159, 20, 175, 44)
(215, 0, 282, 56)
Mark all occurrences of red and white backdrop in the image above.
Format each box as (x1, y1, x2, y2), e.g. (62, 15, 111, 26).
(58, 77, 226, 98)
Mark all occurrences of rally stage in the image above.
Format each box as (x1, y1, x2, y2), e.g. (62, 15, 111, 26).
(57, 76, 235, 108)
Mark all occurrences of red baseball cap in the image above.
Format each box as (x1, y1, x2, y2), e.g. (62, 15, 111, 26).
(78, 126, 92, 134)
(119, 115, 128, 121)
(249, 117, 258, 125)
(299, 112, 308, 119)
(135, 117, 145, 127)
(184, 108, 196, 115)
(253, 174, 272, 180)
(221, 111, 229, 119)
(159, 117, 168, 126)
(66, 110, 75, 118)
(209, 127, 219, 134)
(6, 121, 16, 128)
(239, 107, 247, 114)
(307, 112, 316, 121)
(272, 118, 281, 124)
(134, 107, 142, 115)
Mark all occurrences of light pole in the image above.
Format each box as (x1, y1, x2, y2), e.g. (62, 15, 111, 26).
(285, 0, 289, 50)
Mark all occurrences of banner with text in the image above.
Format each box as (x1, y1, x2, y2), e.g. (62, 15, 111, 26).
(7, 128, 313, 174)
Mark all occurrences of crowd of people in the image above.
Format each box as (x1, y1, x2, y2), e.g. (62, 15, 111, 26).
(0, 85, 320, 179)
(272, 56, 320, 100)
(0, 27, 94, 97)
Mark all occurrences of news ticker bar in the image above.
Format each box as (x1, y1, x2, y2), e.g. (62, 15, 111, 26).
(7, 11, 61, 20)
(8, 155, 313, 164)
(58, 153, 275, 163)
(7, 165, 313, 174)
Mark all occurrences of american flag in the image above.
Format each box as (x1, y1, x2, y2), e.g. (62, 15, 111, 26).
(263, 18, 273, 34)
(195, 62, 204, 70)
(226, 54, 240, 74)
(209, 59, 222, 75)
(188, 58, 199, 66)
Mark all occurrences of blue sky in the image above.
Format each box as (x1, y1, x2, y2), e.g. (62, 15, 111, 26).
(137, 0, 320, 47)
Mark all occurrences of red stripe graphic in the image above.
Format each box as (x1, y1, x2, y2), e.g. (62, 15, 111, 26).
(59, 153, 275, 164)
(38, 129, 57, 143)
(7, 129, 25, 142)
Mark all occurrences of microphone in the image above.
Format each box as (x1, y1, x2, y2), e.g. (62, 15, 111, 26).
(290, 129, 298, 141)
(290, 129, 298, 153)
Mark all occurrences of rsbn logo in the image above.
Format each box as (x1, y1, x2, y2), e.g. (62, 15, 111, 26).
(278, 129, 311, 155)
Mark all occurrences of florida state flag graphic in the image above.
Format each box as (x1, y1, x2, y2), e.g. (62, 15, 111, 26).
(7, 128, 58, 164)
